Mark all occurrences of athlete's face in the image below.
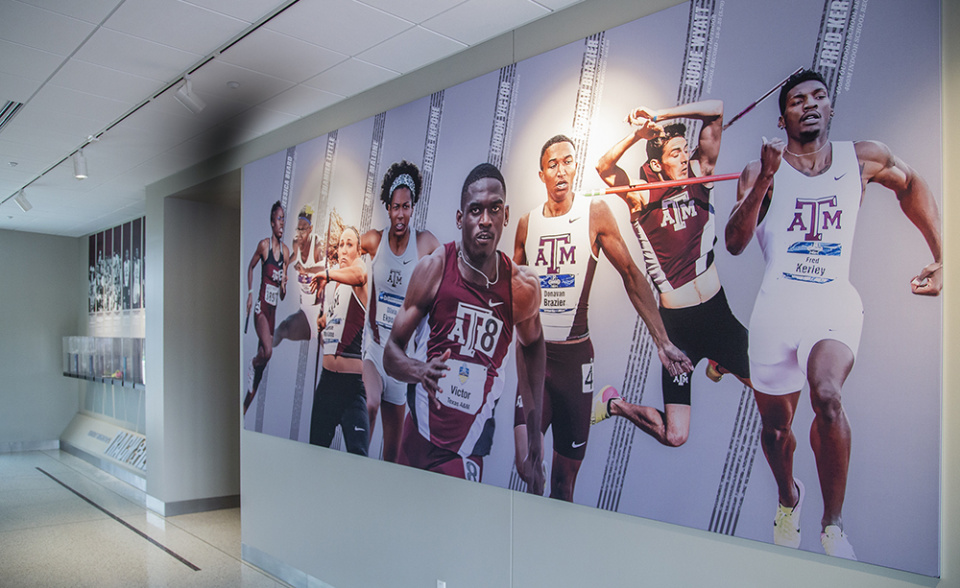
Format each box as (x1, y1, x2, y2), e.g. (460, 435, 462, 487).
(387, 187, 413, 238)
(457, 177, 508, 261)
(539, 141, 577, 203)
(656, 136, 690, 181)
(780, 80, 832, 142)
(271, 207, 285, 240)
(338, 230, 360, 265)
(296, 217, 312, 241)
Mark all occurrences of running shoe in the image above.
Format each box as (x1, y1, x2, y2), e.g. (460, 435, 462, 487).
(773, 479, 805, 548)
(590, 386, 620, 425)
(820, 525, 857, 560)
(705, 359, 728, 383)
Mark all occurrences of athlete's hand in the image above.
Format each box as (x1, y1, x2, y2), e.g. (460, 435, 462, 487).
(760, 136, 785, 177)
(658, 343, 693, 378)
(521, 432, 545, 496)
(911, 261, 942, 296)
(420, 349, 451, 410)
(246, 292, 253, 315)
(310, 273, 327, 295)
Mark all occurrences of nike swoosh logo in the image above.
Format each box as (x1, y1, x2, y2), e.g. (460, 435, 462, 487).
(834, 173, 846, 181)
(354, 426, 365, 432)
(572, 441, 586, 448)
(568, 216, 581, 223)
(489, 300, 504, 308)
(402, 259, 412, 264)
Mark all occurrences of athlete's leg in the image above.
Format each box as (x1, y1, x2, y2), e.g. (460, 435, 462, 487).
(362, 358, 384, 436)
(549, 452, 582, 501)
(245, 312, 274, 413)
(273, 310, 310, 346)
(608, 400, 691, 447)
(806, 339, 854, 531)
(379, 401, 405, 463)
(339, 375, 370, 457)
(753, 390, 802, 509)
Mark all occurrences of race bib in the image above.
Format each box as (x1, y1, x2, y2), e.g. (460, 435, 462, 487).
(436, 358, 487, 415)
(376, 291, 404, 331)
(582, 360, 594, 394)
(264, 283, 280, 306)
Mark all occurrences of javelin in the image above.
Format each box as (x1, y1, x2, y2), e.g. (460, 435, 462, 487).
(583, 172, 740, 197)
(722, 67, 803, 130)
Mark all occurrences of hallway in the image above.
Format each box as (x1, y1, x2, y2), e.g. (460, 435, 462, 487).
(0, 450, 284, 587)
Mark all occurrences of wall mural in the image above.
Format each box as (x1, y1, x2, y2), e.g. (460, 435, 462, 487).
(88, 217, 144, 315)
(241, 0, 941, 575)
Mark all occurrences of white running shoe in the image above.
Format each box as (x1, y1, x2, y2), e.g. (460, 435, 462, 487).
(773, 479, 805, 548)
(820, 525, 857, 560)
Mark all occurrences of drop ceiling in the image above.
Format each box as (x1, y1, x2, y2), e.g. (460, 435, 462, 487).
(0, 0, 581, 237)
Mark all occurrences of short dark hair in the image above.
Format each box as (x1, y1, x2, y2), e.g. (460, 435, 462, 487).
(270, 200, 283, 222)
(779, 69, 828, 115)
(461, 163, 506, 206)
(379, 160, 423, 207)
(646, 123, 687, 162)
(539, 134, 575, 169)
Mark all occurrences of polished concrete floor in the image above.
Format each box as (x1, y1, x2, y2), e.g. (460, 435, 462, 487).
(0, 449, 287, 587)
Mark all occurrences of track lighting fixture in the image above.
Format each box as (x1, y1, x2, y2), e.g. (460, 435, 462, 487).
(14, 189, 31, 212)
(73, 149, 88, 179)
(174, 75, 206, 114)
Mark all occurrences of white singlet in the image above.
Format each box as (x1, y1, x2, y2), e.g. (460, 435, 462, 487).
(748, 141, 864, 394)
(523, 195, 598, 342)
(295, 233, 323, 307)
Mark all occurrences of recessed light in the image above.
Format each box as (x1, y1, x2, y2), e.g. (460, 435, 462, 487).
(8, 161, 17, 167)
(227, 81, 240, 90)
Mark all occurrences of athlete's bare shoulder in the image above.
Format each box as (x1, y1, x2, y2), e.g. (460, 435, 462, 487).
(360, 228, 383, 258)
(416, 229, 441, 258)
(406, 243, 446, 309)
(511, 260, 541, 324)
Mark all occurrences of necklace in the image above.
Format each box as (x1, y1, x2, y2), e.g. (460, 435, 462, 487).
(458, 249, 499, 287)
(785, 141, 829, 158)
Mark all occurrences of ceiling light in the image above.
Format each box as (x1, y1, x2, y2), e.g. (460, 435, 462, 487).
(73, 149, 88, 179)
(14, 189, 31, 212)
(174, 75, 206, 114)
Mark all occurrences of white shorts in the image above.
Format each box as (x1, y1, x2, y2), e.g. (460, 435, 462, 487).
(748, 284, 863, 395)
(363, 339, 408, 406)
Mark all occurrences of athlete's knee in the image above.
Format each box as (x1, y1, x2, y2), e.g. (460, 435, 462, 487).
(663, 429, 689, 447)
(759, 419, 793, 448)
(810, 387, 844, 423)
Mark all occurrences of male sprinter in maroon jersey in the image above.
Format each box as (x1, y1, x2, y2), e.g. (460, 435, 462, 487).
(594, 100, 752, 447)
(384, 163, 546, 495)
(725, 69, 941, 559)
(513, 134, 692, 501)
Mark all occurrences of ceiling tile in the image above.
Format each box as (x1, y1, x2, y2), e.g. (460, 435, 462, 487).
(0, 39, 64, 82)
(534, 0, 583, 10)
(357, 0, 465, 24)
(28, 85, 134, 128)
(14, 0, 125, 25)
(1, 116, 90, 151)
(258, 85, 344, 118)
(0, 71, 43, 103)
(423, 0, 549, 45)
(48, 59, 163, 104)
(74, 28, 201, 82)
(181, 0, 284, 23)
(358, 25, 465, 74)
(103, 0, 249, 55)
(302, 58, 398, 97)
(218, 28, 347, 84)
(265, 0, 412, 56)
(187, 59, 295, 106)
(0, 1, 96, 55)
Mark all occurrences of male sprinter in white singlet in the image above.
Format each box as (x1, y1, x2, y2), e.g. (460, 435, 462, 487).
(274, 205, 325, 346)
(594, 100, 752, 448)
(384, 163, 546, 495)
(513, 135, 692, 501)
(361, 161, 440, 462)
(725, 70, 942, 559)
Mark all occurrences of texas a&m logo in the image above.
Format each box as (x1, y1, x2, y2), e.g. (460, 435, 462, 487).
(448, 302, 504, 358)
(534, 233, 575, 275)
(386, 268, 403, 288)
(787, 196, 842, 241)
(660, 192, 697, 230)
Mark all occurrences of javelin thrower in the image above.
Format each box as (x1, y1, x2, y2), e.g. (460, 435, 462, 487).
(589, 98, 754, 450)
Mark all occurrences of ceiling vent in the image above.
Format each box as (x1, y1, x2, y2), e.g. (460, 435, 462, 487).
(0, 101, 24, 134)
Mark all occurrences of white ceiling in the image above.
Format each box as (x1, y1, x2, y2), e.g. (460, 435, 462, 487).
(0, 0, 581, 237)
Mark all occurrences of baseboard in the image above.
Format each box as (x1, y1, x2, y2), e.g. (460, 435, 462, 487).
(0, 439, 60, 453)
(61, 441, 147, 491)
(241, 544, 336, 588)
(145, 493, 240, 517)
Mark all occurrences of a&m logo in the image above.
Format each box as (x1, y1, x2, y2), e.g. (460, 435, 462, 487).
(448, 302, 504, 358)
(387, 268, 403, 288)
(534, 234, 575, 274)
(660, 192, 697, 230)
(788, 196, 841, 241)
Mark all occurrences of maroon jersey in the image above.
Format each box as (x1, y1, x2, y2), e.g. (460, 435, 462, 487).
(412, 242, 514, 457)
(632, 163, 716, 292)
(254, 241, 285, 326)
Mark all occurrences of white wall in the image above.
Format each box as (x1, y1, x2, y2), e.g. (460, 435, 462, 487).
(148, 0, 959, 585)
(0, 229, 82, 449)
(145, 185, 241, 511)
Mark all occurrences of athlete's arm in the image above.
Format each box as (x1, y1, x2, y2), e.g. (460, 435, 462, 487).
(327, 259, 367, 287)
(725, 137, 784, 255)
(591, 200, 693, 377)
(857, 140, 942, 295)
(245, 239, 267, 315)
(596, 123, 659, 213)
(360, 228, 382, 261)
(280, 244, 290, 300)
(417, 229, 442, 258)
(513, 212, 530, 266)
(383, 248, 448, 407)
(638, 100, 724, 174)
(512, 261, 546, 496)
